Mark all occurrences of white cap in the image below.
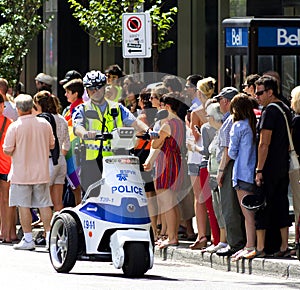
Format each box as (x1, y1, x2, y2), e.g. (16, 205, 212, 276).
(35, 73, 53, 86)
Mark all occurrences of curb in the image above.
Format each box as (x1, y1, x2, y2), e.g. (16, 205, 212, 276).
(154, 245, 300, 280)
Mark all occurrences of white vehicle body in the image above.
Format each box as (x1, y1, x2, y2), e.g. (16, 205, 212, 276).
(49, 126, 156, 277)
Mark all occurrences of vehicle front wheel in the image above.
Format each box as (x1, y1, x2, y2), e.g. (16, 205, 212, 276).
(49, 213, 78, 273)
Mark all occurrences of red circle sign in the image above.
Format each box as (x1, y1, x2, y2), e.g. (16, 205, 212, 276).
(127, 16, 142, 33)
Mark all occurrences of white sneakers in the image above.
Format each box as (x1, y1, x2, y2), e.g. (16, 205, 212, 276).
(45, 236, 49, 251)
(13, 237, 35, 251)
(206, 242, 228, 253)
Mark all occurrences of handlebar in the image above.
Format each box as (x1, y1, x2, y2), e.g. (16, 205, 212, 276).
(83, 132, 113, 141)
(136, 131, 159, 140)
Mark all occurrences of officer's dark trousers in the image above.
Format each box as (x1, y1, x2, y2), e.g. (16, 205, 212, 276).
(81, 159, 102, 197)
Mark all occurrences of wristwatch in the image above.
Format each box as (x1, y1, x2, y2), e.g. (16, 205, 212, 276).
(255, 169, 263, 174)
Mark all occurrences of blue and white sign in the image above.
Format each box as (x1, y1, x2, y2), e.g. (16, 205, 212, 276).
(258, 27, 300, 47)
(225, 27, 248, 47)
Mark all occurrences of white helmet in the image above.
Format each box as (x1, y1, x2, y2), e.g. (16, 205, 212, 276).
(83, 70, 106, 88)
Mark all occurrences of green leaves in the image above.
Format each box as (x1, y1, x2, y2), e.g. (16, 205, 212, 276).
(68, 0, 177, 52)
(69, 0, 136, 45)
(0, 0, 53, 90)
(148, 2, 177, 52)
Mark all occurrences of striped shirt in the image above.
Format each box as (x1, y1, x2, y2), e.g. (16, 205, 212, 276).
(219, 113, 233, 148)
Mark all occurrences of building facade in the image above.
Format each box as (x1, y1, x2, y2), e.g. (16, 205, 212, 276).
(23, 0, 300, 105)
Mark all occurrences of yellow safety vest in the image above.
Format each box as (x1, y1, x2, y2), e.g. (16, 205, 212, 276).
(114, 85, 123, 102)
(84, 100, 123, 160)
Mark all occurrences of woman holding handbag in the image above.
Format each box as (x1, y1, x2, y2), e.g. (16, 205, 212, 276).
(228, 94, 257, 260)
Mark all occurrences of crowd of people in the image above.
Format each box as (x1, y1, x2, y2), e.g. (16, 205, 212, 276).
(0, 66, 299, 260)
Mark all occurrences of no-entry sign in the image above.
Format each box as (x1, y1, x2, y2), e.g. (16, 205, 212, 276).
(122, 13, 152, 58)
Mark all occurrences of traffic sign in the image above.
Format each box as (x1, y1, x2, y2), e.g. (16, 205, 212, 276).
(122, 12, 152, 58)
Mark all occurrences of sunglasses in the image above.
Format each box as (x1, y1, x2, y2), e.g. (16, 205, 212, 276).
(185, 84, 194, 89)
(106, 74, 118, 80)
(255, 90, 267, 96)
(241, 84, 248, 89)
(88, 86, 102, 91)
(150, 96, 158, 100)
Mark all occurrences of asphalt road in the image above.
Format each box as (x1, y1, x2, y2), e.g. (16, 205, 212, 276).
(1, 244, 300, 290)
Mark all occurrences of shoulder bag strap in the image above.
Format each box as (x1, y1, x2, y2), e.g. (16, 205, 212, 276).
(0, 116, 7, 140)
(267, 103, 295, 151)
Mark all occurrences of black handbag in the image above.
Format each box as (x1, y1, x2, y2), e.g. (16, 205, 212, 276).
(241, 184, 266, 211)
(63, 185, 76, 208)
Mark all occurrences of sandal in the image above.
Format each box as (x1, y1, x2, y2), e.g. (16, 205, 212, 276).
(155, 235, 168, 245)
(244, 249, 266, 259)
(231, 249, 247, 261)
(187, 234, 197, 241)
(158, 240, 179, 249)
(232, 247, 255, 261)
(189, 236, 207, 250)
(1, 238, 20, 244)
(273, 248, 291, 258)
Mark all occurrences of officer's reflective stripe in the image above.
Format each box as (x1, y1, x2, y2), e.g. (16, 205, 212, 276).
(85, 144, 111, 151)
(83, 99, 123, 160)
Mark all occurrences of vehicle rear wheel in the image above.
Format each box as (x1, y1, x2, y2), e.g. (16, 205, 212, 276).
(49, 213, 78, 273)
(122, 242, 150, 277)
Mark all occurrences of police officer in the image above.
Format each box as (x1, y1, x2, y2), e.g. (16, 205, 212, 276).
(72, 70, 149, 194)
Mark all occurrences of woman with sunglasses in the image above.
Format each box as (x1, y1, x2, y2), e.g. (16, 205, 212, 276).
(241, 74, 260, 98)
(143, 93, 184, 248)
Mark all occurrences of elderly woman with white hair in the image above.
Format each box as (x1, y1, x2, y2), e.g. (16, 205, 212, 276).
(205, 101, 229, 253)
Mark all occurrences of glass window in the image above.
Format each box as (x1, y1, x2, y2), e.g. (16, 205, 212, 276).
(281, 55, 298, 98)
(258, 55, 300, 99)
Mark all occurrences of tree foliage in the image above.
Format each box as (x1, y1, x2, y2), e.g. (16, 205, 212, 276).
(0, 0, 53, 90)
(68, 0, 177, 52)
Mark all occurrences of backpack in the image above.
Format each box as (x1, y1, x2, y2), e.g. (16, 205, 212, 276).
(38, 112, 60, 165)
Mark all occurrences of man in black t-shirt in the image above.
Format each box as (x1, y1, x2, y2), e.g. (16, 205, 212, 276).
(254, 76, 292, 257)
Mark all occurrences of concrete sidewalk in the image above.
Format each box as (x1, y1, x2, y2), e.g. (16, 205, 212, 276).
(154, 240, 300, 280)
(154, 223, 300, 280)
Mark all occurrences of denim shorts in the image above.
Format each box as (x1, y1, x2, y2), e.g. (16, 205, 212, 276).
(188, 163, 200, 176)
(234, 179, 254, 192)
